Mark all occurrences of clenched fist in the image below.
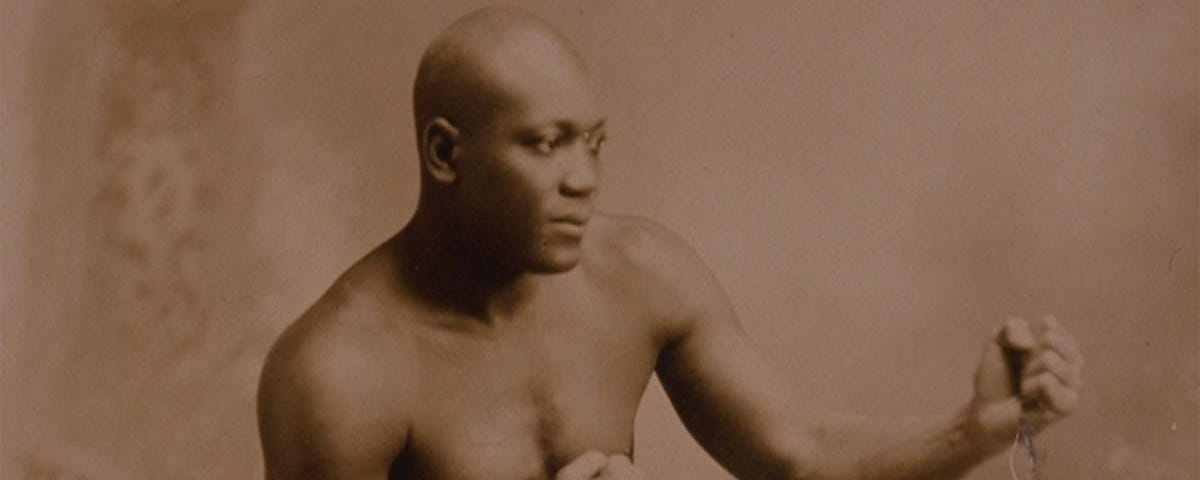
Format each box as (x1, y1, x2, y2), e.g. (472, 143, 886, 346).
(555, 450, 644, 480)
(968, 315, 1085, 450)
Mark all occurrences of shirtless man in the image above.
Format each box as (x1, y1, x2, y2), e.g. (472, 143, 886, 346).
(257, 8, 1084, 480)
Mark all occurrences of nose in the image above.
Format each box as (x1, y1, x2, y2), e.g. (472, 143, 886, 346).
(559, 147, 600, 198)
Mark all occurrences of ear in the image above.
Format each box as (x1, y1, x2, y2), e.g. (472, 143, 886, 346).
(422, 117, 463, 184)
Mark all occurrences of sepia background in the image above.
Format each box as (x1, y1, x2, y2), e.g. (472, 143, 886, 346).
(2, 1, 1196, 478)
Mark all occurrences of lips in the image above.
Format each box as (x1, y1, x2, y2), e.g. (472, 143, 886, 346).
(548, 209, 591, 226)
(550, 215, 590, 226)
(547, 212, 590, 238)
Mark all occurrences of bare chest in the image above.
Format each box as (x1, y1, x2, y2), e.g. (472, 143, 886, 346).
(393, 299, 660, 479)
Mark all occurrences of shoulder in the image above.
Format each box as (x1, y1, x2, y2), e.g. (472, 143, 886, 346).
(257, 268, 415, 475)
(589, 214, 706, 279)
(260, 296, 414, 409)
(260, 244, 417, 407)
(259, 268, 417, 421)
(586, 214, 733, 332)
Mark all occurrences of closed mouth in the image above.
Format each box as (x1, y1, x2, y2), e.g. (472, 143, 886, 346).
(549, 213, 591, 226)
(548, 216, 589, 237)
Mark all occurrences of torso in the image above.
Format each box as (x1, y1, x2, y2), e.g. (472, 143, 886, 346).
(393, 265, 661, 479)
(287, 215, 675, 480)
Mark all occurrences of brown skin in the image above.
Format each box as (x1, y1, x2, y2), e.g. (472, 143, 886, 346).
(257, 8, 1084, 480)
(258, 216, 668, 479)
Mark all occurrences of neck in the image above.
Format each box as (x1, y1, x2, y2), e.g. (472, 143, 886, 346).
(396, 206, 538, 321)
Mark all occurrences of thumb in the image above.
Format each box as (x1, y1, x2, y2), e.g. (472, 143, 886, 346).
(975, 340, 1016, 402)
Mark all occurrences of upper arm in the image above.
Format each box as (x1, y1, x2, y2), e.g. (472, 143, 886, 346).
(622, 220, 816, 479)
(257, 326, 409, 480)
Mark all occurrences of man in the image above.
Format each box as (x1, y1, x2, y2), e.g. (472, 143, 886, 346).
(257, 8, 1084, 480)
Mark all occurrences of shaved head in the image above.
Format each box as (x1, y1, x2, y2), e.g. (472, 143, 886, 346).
(407, 8, 605, 274)
(413, 7, 591, 136)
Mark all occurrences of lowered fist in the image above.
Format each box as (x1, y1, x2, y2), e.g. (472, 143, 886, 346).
(555, 450, 645, 480)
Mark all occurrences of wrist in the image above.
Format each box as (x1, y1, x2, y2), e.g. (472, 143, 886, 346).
(959, 401, 1013, 458)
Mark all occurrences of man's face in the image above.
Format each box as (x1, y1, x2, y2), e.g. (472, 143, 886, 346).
(454, 61, 605, 273)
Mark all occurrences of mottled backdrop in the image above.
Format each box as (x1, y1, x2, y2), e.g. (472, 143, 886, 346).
(2, 1, 1196, 479)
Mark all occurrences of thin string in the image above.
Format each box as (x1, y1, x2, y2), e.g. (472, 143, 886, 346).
(1007, 417, 1037, 480)
(1007, 427, 1020, 479)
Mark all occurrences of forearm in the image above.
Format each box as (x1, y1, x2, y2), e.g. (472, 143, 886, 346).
(797, 404, 1002, 480)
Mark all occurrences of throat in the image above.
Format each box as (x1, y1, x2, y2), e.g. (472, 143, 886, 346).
(395, 226, 542, 320)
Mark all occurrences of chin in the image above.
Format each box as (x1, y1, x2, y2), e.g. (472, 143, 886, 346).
(525, 245, 583, 273)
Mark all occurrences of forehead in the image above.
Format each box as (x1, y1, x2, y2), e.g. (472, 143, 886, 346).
(477, 37, 603, 128)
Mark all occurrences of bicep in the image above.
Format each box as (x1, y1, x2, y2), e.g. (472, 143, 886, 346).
(645, 235, 818, 479)
(621, 218, 820, 478)
(657, 306, 817, 480)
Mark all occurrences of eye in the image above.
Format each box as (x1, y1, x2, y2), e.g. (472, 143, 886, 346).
(586, 132, 606, 155)
(529, 135, 564, 155)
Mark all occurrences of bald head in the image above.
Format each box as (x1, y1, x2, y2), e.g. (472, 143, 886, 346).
(413, 7, 592, 136)
(407, 9, 605, 273)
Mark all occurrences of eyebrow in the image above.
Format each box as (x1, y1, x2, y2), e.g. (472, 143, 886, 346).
(542, 119, 606, 133)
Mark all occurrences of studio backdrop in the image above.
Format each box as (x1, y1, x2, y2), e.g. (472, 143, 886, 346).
(2, 1, 1196, 478)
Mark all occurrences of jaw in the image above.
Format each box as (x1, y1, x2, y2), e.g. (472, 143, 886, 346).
(522, 232, 586, 274)
(524, 245, 584, 274)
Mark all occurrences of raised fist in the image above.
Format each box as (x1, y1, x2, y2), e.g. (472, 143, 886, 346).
(969, 315, 1085, 449)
